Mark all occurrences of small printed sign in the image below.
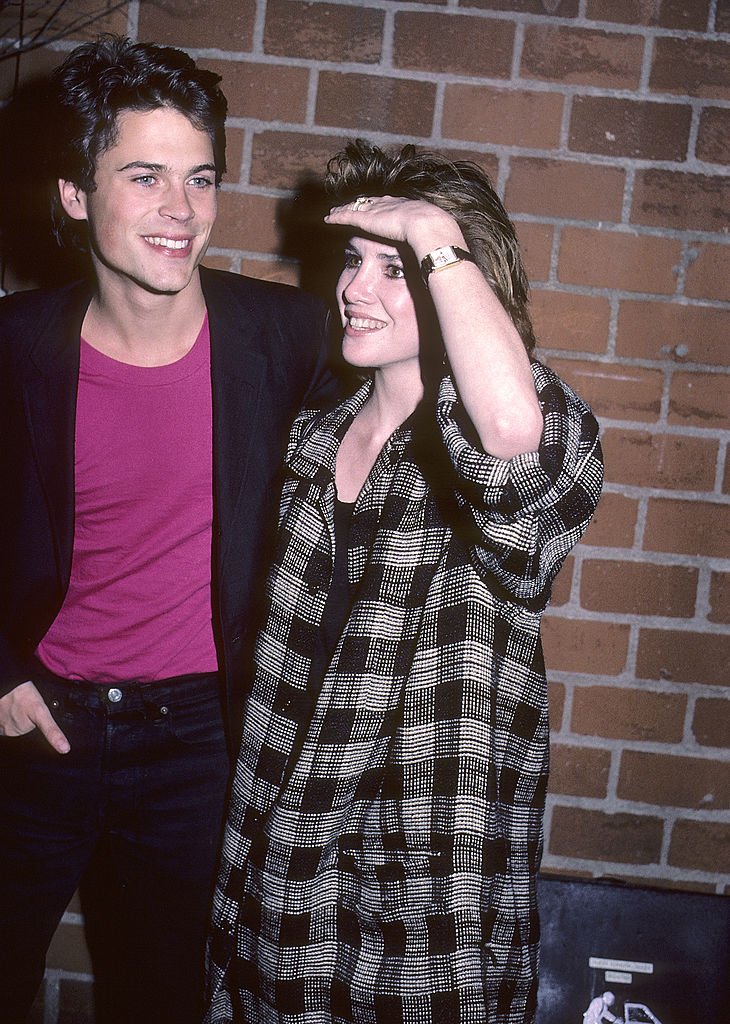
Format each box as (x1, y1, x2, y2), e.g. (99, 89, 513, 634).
(589, 957, 654, 975)
(605, 970, 633, 984)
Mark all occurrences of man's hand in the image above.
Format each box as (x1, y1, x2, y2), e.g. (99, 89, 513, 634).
(0, 680, 70, 753)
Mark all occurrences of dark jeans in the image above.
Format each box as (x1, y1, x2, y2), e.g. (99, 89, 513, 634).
(0, 669, 231, 1024)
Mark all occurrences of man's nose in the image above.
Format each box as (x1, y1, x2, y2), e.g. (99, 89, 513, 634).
(159, 184, 194, 221)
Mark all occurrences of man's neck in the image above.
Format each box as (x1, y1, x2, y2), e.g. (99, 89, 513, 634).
(81, 270, 207, 367)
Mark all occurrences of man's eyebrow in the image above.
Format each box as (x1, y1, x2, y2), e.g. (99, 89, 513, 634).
(118, 161, 217, 174)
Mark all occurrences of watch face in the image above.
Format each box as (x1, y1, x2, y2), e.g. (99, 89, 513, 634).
(432, 247, 457, 269)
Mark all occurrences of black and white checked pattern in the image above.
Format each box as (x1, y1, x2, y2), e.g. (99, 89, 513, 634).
(205, 362, 603, 1024)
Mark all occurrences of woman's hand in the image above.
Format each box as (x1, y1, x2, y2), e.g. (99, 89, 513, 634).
(325, 195, 465, 262)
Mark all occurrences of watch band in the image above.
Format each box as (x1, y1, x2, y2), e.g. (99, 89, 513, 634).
(420, 245, 476, 287)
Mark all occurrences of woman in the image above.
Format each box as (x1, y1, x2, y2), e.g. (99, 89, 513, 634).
(206, 141, 603, 1024)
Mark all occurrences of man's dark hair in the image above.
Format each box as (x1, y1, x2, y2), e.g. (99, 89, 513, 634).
(50, 34, 227, 247)
(325, 139, 536, 355)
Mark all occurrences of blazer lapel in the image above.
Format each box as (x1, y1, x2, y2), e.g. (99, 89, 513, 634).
(22, 282, 90, 588)
(203, 269, 268, 573)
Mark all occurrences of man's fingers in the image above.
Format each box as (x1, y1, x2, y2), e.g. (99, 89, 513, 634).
(33, 702, 71, 754)
(0, 681, 70, 753)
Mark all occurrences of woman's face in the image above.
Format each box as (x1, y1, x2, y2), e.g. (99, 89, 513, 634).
(336, 235, 420, 375)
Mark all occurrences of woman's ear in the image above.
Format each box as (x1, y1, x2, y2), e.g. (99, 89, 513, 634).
(58, 179, 88, 221)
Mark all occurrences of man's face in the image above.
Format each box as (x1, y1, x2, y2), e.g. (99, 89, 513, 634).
(59, 106, 217, 299)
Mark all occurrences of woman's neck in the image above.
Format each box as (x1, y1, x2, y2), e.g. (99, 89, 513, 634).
(335, 369, 423, 503)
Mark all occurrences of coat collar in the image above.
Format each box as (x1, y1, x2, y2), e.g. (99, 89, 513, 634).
(200, 267, 272, 571)
(22, 280, 92, 585)
(287, 379, 372, 484)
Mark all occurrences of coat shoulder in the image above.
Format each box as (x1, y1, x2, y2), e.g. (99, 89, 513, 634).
(200, 266, 327, 322)
(0, 279, 86, 328)
(0, 280, 89, 369)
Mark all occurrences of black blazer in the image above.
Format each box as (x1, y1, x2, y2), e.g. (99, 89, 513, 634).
(0, 266, 335, 739)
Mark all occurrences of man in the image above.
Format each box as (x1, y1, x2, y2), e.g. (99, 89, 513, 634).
(0, 35, 334, 1024)
(583, 992, 623, 1024)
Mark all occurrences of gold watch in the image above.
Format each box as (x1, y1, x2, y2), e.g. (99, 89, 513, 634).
(420, 245, 476, 287)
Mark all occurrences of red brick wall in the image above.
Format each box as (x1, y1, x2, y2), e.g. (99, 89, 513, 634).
(2, 1, 729, 1014)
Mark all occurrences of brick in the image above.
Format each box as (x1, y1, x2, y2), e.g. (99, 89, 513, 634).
(393, 12, 513, 77)
(611, 874, 717, 894)
(250, 131, 348, 191)
(580, 491, 638, 549)
(669, 819, 730, 873)
(462, 0, 579, 13)
(241, 258, 301, 288)
(619, 750, 730, 810)
(212, 191, 284, 254)
(58, 977, 96, 1024)
(514, 221, 553, 283)
(693, 697, 730, 748)
(202, 254, 237, 273)
(548, 744, 611, 798)
(531, 291, 610, 355)
(707, 571, 730, 629)
(581, 559, 698, 618)
(550, 556, 573, 608)
(436, 149, 500, 185)
(650, 37, 730, 101)
(442, 86, 563, 149)
(541, 616, 629, 675)
(569, 96, 691, 162)
(645, 498, 730, 560)
(616, 300, 730, 366)
(585, 0, 711, 30)
(636, 627, 730, 686)
(549, 805, 664, 864)
(601, 429, 717, 491)
(684, 242, 730, 302)
(720, 0, 730, 33)
(316, 72, 436, 136)
(559, 228, 681, 294)
(66, 890, 83, 914)
(46, 918, 93, 973)
(505, 159, 625, 222)
(669, 372, 730, 430)
(139, 0, 255, 50)
(201, 60, 309, 122)
(264, 0, 383, 63)
(547, 357, 663, 423)
(572, 685, 686, 743)
(223, 127, 244, 185)
(548, 680, 566, 728)
(632, 168, 730, 233)
(696, 107, 730, 165)
(521, 25, 644, 89)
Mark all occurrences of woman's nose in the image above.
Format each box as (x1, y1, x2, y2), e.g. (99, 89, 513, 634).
(342, 265, 373, 303)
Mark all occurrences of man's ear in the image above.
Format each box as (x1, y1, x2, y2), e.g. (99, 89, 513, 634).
(58, 179, 88, 221)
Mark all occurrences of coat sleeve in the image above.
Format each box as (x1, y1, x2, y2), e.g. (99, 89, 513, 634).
(436, 360, 603, 611)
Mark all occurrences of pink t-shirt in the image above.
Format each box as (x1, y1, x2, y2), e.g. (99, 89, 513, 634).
(37, 317, 218, 683)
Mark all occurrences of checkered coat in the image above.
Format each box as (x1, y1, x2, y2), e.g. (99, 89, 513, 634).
(205, 361, 603, 1024)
